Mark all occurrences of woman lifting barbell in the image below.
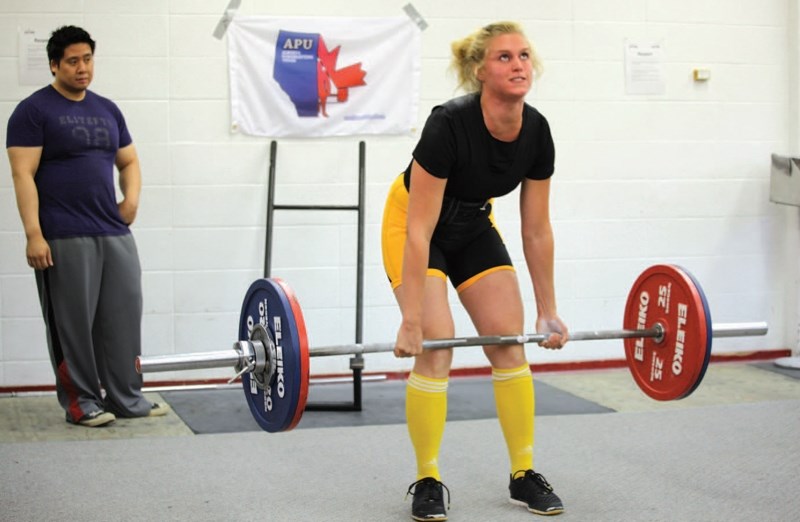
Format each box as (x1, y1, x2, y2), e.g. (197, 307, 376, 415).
(381, 21, 568, 520)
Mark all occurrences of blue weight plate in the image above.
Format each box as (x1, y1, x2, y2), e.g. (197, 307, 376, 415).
(238, 278, 309, 432)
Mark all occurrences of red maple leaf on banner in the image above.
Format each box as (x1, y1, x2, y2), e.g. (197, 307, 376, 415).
(317, 36, 367, 117)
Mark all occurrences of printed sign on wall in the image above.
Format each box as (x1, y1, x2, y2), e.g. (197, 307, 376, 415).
(227, 16, 421, 138)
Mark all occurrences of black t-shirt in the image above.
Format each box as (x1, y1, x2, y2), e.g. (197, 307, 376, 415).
(405, 92, 555, 203)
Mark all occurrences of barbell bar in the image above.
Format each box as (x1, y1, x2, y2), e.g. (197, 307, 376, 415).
(306, 322, 768, 357)
(136, 264, 769, 432)
(137, 323, 768, 371)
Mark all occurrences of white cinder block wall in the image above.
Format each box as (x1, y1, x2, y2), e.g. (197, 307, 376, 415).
(1, 0, 798, 388)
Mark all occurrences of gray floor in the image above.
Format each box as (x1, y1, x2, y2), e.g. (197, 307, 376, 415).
(2, 400, 798, 521)
(1, 361, 799, 521)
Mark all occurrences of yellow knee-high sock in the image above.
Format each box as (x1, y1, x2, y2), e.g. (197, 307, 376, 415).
(406, 372, 449, 481)
(492, 364, 535, 474)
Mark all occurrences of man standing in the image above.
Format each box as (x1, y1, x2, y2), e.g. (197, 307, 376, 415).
(7, 25, 167, 427)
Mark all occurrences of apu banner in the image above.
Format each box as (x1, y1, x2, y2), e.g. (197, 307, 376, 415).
(227, 16, 421, 138)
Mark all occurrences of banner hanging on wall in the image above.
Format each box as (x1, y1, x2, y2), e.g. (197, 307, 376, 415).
(227, 16, 421, 138)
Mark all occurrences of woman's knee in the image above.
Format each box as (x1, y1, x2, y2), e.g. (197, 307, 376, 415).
(484, 344, 527, 370)
(413, 348, 454, 379)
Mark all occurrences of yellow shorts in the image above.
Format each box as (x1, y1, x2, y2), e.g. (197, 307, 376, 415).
(380, 174, 514, 293)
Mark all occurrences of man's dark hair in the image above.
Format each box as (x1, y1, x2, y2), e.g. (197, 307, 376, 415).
(46, 25, 95, 64)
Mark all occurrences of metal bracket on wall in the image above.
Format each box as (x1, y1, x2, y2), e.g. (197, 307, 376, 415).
(264, 140, 367, 412)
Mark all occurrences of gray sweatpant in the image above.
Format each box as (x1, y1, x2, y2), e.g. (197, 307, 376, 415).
(35, 234, 151, 422)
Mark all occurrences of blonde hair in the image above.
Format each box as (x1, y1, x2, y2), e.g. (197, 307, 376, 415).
(450, 21, 543, 93)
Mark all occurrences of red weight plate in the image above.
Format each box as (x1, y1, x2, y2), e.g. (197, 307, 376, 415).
(623, 264, 711, 401)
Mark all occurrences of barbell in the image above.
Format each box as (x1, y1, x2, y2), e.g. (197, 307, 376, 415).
(136, 264, 768, 433)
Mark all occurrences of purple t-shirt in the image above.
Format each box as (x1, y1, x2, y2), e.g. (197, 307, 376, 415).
(6, 85, 133, 239)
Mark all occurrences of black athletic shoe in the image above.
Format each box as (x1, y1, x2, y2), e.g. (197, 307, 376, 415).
(406, 477, 450, 521)
(69, 410, 116, 428)
(509, 470, 564, 516)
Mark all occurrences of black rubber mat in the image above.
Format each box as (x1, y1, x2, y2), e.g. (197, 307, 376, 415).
(160, 376, 613, 434)
(751, 360, 800, 380)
